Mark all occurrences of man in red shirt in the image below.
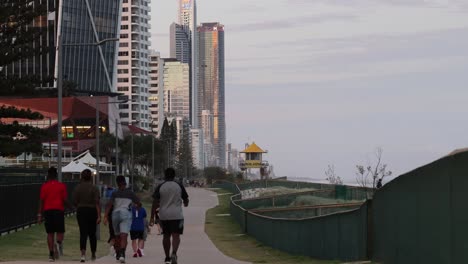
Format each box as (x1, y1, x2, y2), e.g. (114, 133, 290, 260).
(38, 167, 68, 262)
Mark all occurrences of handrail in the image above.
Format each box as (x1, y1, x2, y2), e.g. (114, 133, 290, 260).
(250, 202, 363, 213)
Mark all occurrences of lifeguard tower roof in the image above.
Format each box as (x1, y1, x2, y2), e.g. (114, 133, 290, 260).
(240, 142, 267, 153)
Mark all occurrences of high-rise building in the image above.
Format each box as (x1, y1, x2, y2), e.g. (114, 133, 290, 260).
(117, 0, 152, 129)
(198, 22, 226, 168)
(149, 51, 164, 136)
(177, 0, 198, 127)
(170, 23, 190, 64)
(190, 129, 204, 169)
(163, 59, 190, 120)
(2, 0, 122, 94)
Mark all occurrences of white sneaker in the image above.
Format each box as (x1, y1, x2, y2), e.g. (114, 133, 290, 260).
(110, 246, 115, 256)
(119, 256, 125, 263)
(80, 255, 86, 263)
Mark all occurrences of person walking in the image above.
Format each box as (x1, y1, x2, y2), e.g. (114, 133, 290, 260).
(150, 168, 189, 264)
(130, 201, 147, 258)
(72, 169, 101, 262)
(104, 176, 139, 264)
(37, 167, 68, 262)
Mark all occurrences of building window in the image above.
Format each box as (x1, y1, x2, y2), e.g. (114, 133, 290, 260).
(121, 25, 129, 30)
(118, 51, 129, 56)
(118, 60, 129, 65)
(117, 78, 129, 83)
(117, 86, 129, 91)
(122, 16, 128, 21)
(119, 42, 129, 47)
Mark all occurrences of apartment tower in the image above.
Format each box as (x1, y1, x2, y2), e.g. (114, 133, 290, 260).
(117, 0, 152, 130)
(149, 51, 164, 136)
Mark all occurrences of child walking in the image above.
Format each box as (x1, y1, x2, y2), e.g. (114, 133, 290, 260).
(130, 202, 147, 257)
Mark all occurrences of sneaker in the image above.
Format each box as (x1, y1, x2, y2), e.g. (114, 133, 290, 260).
(137, 248, 143, 257)
(164, 257, 171, 264)
(48, 255, 55, 262)
(133, 253, 138, 258)
(91, 252, 96, 261)
(80, 255, 86, 263)
(171, 253, 178, 264)
(119, 251, 125, 263)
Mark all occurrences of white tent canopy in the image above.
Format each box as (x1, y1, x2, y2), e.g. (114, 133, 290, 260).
(73, 150, 112, 167)
(62, 160, 96, 173)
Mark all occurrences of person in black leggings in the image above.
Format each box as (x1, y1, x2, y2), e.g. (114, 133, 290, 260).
(73, 169, 101, 262)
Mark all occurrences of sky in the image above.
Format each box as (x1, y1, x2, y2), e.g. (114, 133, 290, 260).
(150, 0, 468, 184)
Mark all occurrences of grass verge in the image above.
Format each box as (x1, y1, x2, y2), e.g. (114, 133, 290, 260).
(204, 188, 340, 264)
(0, 214, 109, 262)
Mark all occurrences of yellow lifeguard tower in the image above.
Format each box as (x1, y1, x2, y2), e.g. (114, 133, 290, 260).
(239, 142, 270, 179)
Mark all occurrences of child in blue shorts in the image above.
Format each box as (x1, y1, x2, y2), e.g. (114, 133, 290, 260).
(130, 202, 147, 257)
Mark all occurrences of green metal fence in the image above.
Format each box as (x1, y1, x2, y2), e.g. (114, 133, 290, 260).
(218, 180, 369, 261)
(372, 151, 468, 264)
(243, 201, 369, 261)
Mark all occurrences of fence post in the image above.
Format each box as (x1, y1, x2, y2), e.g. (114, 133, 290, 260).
(366, 200, 373, 260)
(244, 210, 248, 234)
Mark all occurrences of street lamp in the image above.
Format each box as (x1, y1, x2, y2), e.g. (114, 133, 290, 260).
(55, 37, 119, 181)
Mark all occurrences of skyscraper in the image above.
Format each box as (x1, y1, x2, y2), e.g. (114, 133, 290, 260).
(117, 0, 152, 129)
(198, 22, 226, 168)
(2, 0, 122, 94)
(170, 23, 190, 64)
(176, 0, 198, 127)
(163, 59, 190, 120)
(149, 51, 164, 136)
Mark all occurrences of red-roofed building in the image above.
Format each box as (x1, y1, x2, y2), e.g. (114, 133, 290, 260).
(0, 96, 113, 153)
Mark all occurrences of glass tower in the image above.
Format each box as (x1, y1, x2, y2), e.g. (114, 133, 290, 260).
(197, 22, 225, 168)
(60, 0, 121, 94)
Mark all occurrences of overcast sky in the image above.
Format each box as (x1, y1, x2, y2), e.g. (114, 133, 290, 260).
(150, 0, 468, 184)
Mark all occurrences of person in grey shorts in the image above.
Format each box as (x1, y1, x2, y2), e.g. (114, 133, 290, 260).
(104, 176, 139, 263)
(150, 168, 189, 264)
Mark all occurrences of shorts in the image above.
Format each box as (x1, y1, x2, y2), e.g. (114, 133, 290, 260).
(161, 219, 184, 235)
(112, 209, 132, 235)
(44, 210, 65, 234)
(130, 230, 144, 240)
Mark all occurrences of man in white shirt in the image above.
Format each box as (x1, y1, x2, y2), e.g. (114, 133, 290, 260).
(150, 168, 189, 264)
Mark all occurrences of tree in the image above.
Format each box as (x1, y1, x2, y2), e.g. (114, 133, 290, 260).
(174, 124, 194, 179)
(0, 106, 46, 156)
(355, 147, 392, 189)
(0, 0, 52, 96)
(203, 166, 228, 184)
(98, 132, 117, 164)
(159, 117, 177, 168)
(325, 164, 343, 185)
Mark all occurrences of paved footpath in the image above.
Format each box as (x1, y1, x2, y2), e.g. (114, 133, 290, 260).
(2, 188, 250, 264)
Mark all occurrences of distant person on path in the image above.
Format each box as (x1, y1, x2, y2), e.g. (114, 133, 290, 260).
(150, 168, 189, 264)
(37, 167, 68, 262)
(130, 201, 147, 257)
(104, 176, 139, 264)
(377, 179, 383, 189)
(72, 169, 101, 262)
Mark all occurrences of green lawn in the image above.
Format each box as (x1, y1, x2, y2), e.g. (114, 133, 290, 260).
(204, 189, 341, 264)
(0, 215, 110, 262)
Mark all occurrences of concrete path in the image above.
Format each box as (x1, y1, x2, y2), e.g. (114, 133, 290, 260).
(2, 188, 250, 264)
